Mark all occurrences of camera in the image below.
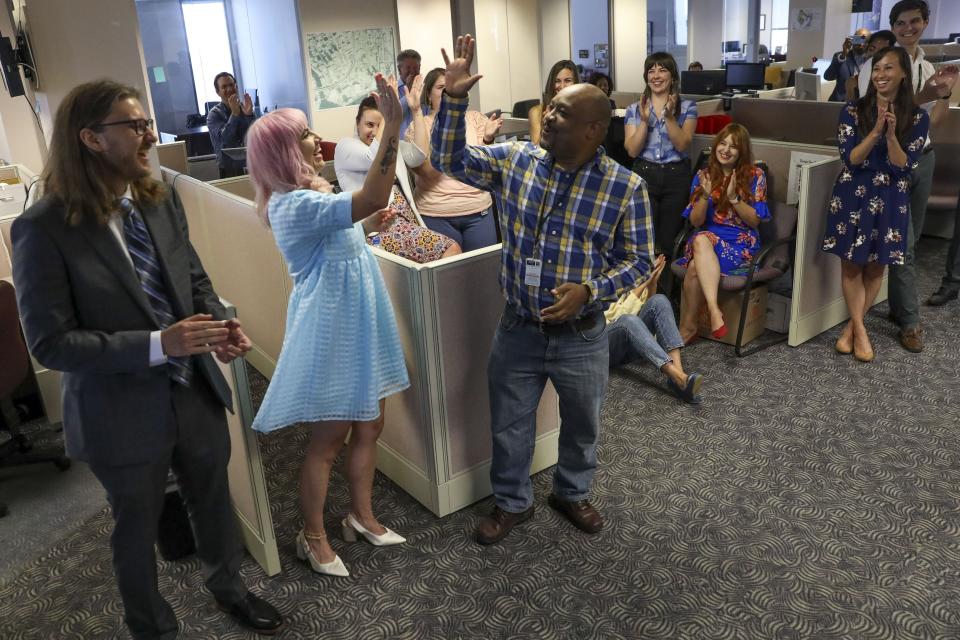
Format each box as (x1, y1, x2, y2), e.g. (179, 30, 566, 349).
(850, 34, 866, 46)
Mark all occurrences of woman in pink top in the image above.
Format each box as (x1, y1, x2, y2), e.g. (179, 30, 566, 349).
(406, 68, 503, 252)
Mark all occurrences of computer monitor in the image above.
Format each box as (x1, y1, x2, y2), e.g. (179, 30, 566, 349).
(725, 62, 766, 91)
(0, 34, 24, 98)
(811, 59, 833, 76)
(680, 70, 726, 96)
(793, 69, 820, 101)
(723, 40, 742, 53)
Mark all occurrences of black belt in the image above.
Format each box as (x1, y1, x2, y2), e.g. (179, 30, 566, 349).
(634, 158, 690, 170)
(515, 311, 604, 335)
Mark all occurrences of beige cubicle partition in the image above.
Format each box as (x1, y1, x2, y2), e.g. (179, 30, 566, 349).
(162, 169, 561, 520)
(156, 141, 188, 174)
(687, 136, 854, 347)
(729, 98, 844, 146)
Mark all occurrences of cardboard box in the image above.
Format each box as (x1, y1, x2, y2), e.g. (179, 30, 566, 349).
(765, 292, 791, 333)
(682, 284, 768, 346)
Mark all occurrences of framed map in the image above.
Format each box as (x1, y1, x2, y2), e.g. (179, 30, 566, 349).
(306, 27, 397, 110)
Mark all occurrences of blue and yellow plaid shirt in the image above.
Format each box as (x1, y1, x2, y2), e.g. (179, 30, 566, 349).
(431, 94, 654, 321)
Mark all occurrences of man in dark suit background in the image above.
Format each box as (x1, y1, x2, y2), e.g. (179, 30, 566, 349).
(11, 80, 283, 639)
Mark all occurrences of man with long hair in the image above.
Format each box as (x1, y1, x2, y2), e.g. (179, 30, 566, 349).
(11, 80, 282, 638)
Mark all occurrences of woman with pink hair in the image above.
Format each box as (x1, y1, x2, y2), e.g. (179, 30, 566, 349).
(246, 75, 408, 577)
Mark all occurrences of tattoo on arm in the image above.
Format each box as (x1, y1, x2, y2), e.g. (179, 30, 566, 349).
(379, 136, 398, 175)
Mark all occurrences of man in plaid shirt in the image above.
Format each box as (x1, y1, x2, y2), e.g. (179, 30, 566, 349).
(432, 35, 654, 544)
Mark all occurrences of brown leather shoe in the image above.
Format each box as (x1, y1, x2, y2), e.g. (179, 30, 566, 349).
(548, 495, 604, 533)
(898, 327, 924, 353)
(475, 505, 534, 545)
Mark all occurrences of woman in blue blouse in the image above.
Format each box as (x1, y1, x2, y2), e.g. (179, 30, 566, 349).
(677, 123, 770, 343)
(624, 52, 698, 256)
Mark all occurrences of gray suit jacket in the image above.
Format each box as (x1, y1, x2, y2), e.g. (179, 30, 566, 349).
(11, 185, 233, 466)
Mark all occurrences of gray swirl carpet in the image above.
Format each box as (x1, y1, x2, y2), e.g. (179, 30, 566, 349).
(1, 238, 958, 639)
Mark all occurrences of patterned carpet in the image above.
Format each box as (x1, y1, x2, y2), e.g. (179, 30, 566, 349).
(0, 238, 958, 639)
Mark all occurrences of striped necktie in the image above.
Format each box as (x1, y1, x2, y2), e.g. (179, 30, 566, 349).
(120, 198, 192, 387)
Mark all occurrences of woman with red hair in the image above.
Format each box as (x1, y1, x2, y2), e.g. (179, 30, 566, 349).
(677, 123, 771, 343)
(245, 75, 409, 579)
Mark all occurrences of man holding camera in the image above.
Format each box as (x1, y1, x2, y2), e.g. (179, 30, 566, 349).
(824, 27, 871, 102)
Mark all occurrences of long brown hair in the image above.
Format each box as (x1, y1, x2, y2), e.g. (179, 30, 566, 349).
(856, 47, 915, 148)
(39, 79, 164, 226)
(642, 52, 682, 119)
(694, 123, 756, 211)
(541, 60, 580, 107)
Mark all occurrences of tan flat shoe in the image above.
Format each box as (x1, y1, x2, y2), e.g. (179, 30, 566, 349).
(835, 338, 853, 354)
(853, 345, 875, 362)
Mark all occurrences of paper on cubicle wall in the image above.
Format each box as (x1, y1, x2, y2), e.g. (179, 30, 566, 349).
(786, 151, 834, 205)
(306, 28, 396, 110)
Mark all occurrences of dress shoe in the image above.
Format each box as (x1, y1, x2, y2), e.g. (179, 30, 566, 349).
(927, 286, 959, 306)
(296, 529, 349, 576)
(547, 495, 604, 534)
(341, 513, 406, 546)
(216, 593, 284, 635)
(710, 323, 728, 339)
(898, 327, 924, 353)
(475, 505, 534, 545)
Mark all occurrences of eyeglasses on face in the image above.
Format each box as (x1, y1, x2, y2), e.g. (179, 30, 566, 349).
(93, 118, 155, 136)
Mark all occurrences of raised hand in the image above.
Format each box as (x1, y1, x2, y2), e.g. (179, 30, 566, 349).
(841, 37, 853, 59)
(227, 93, 242, 116)
(406, 74, 424, 111)
(928, 64, 959, 98)
(726, 172, 738, 201)
(372, 73, 402, 125)
(872, 103, 888, 137)
(441, 34, 483, 98)
(883, 109, 898, 140)
(484, 113, 503, 140)
(241, 93, 254, 116)
(639, 95, 651, 121)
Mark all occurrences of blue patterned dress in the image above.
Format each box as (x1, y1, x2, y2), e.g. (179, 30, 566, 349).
(676, 166, 771, 275)
(821, 102, 929, 265)
(252, 189, 410, 432)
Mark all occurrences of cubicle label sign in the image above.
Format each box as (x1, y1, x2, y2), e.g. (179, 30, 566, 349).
(791, 8, 824, 31)
(787, 151, 834, 205)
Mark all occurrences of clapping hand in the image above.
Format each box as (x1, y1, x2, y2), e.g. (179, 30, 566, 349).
(872, 103, 889, 137)
(726, 172, 739, 201)
(214, 318, 253, 364)
(882, 108, 898, 140)
(441, 34, 483, 98)
(227, 93, 242, 116)
(310, 176, 334, 193)
(699, 170, 713, 196)
(372, 73, 402, 125)
(241, 93, 254, 116)
(373, 207, 397, 232)
(664, 94, 677, 120)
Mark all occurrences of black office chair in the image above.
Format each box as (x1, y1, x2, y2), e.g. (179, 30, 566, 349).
(0, 280, 70, 518)
(511, 98, 540, 120)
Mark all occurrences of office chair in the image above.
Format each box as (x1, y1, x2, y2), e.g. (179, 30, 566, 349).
(511, 98, 540, 120)
(0, 280, 70, 518)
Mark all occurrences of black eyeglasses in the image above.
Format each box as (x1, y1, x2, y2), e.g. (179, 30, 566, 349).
(93, 118, 155, 136)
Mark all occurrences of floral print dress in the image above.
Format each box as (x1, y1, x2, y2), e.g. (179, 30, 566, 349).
(676, 166, 771, 275)
(821, 102, 929, 265)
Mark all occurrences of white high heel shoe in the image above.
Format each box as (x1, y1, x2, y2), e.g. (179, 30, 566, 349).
(295, 529, 349, 577)
(341, 513, 406, 546)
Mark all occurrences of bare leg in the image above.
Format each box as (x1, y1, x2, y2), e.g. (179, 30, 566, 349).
(345, 399, 387, 534)
(301, 421, 351, 562)
(692, 234, 724, 331)
(660, 348, 688, 386)
(839, 260, 872, 359)
(679, 259, 703, 341)
(858, 262, 886, 357)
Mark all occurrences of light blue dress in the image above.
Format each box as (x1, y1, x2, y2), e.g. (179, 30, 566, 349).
(252, 189, 410, 432)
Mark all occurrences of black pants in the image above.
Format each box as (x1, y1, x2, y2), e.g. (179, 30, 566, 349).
(940, 193, 960, 290)
(88, 378, 246, 640)
(633, 158, 692, 257)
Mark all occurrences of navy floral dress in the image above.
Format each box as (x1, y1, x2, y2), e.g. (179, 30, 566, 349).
(821, 102, 929, 265)
(676, 166, 771, 275)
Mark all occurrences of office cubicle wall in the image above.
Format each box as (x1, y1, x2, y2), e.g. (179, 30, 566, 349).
(730, 99, 844, 146)
(156, 141, 188, 174)
(688, 136, 850, 347)
(161, 168, 561, 520)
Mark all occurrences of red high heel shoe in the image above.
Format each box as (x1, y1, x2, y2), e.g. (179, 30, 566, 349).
(710, 316, 727, 339)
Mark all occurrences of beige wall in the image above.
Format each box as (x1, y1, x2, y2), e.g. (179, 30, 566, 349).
(538, 0, 570, 92)
(397, 0, 453, 73)
(612, 0, 648, 92)
(0, 0, 46, 172)
(472, 0, 541, 114)
(689, 0, 724, 69)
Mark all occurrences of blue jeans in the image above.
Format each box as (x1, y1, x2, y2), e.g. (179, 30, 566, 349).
(607, 294, 684, 370)
(487, 306, 609, 512)
(889, 149, 935, 329)
(423, 208, 498, 252)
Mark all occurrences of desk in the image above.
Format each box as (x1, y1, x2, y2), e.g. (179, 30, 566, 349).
(161, 126, 213, 158)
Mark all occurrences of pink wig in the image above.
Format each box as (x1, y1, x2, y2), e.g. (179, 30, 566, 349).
(245, 108, 316, 225)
